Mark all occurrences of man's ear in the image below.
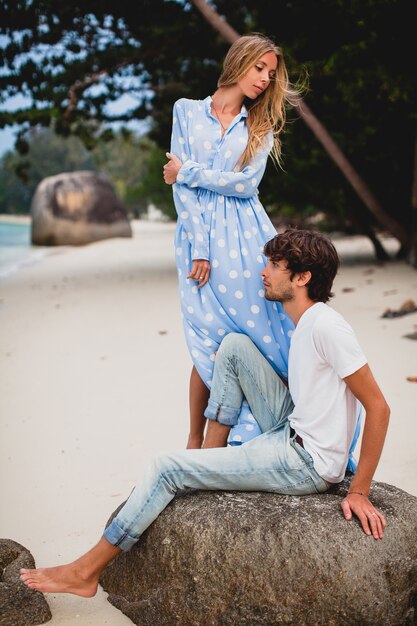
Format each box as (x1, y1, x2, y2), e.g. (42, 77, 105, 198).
(297, 270, 312, 287)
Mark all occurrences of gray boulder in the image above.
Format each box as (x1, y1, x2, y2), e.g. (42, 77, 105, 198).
(31, 170, 132, 245)
(100, 479, 417, 626)
(0, 538, 51, 626)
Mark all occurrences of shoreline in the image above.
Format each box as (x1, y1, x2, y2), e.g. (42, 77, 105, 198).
(1, 221, 416, 625)
(0, 213, 31, 224)
(0, 216, 65, 281)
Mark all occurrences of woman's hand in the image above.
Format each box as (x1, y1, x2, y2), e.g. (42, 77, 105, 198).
(187, 260, 210, 288)
(163, 152, 182, 185)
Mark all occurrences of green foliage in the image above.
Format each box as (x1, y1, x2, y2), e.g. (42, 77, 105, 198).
(0, 151, 31, 214)
(246, 0, 416, 232)
(0, 0, 225, 148)
(0, 0, 416, 233)
(92, 132, 160, 217)
(0, 126, 171, 217)
(127, 145, 176, 219)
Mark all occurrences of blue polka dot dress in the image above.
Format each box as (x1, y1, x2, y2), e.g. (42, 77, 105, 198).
(171, 96, 295, 445)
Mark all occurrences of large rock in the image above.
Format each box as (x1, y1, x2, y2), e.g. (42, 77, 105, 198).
(31, 170, 132, 245)
(0, 538, 51, 626)
(100, 479, 417, 626)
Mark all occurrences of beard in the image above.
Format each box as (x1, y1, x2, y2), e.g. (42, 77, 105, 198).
(264, 285, 294, 303)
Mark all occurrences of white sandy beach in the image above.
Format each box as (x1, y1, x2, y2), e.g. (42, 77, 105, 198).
(0, 219, 416, 625)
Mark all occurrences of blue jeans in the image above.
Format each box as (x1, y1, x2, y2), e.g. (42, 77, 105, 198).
(104, 333, 330, 551)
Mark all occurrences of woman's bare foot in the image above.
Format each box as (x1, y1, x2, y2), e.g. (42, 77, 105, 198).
(20, 563, 99, 597)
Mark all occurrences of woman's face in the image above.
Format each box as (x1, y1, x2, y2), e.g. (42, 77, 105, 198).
(237, 51, 278, 100)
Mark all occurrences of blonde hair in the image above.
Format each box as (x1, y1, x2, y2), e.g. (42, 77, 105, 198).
(217, 33, 300, 169)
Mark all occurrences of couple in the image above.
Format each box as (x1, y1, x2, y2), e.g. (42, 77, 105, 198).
(162, 32, 378, 474)
(20, 227, 390, 598)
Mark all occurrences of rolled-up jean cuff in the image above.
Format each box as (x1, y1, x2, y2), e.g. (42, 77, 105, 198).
(204, 399, 240, 426)
(103, 519, 139, 552)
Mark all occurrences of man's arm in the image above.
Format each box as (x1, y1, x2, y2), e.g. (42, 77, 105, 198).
(341, 363, 390, 539)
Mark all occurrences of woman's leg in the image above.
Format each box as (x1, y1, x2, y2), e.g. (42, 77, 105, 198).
(20, 536, 120, 597)
(187, 365, 210, 449)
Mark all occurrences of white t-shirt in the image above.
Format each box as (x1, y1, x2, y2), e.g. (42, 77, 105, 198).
(288, 302, 367, 483)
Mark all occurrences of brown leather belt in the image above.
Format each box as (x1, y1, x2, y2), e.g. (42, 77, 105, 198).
(290, 427, 304, 448)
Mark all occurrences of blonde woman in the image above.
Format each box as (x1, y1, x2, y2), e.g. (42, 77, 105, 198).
(164, 33, 297, 449)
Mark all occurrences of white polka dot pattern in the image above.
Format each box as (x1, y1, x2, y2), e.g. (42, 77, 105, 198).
(171, 96, 294, 444)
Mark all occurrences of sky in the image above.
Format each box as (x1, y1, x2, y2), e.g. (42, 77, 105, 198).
(0, 125, 18, 155)
(0, 94, 30, 156)
(0, 35, 23, 156)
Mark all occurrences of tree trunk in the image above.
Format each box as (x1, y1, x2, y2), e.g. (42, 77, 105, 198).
(190, 0, 408, 254)
(191, 0, 241, 41)
(408, 126, 417, 268)
(347, 210, 390, 262)
(295, 100, 407, 245)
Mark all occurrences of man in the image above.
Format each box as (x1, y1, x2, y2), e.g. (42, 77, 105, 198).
(20, 228, 390, 598)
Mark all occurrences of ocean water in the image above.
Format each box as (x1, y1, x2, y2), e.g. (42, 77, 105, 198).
(0, 220, 49, 280)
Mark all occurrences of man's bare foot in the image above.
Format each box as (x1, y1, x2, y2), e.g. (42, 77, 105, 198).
(19, 563, 99, 597)
(19, 536, 121, 596)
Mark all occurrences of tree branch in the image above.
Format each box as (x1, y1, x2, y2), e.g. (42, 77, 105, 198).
(64, 61, 130, 119)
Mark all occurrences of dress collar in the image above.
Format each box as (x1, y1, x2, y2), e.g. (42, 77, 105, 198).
(204, 95, 248, 120)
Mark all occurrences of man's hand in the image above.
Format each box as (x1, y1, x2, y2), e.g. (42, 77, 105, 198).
(340, 493, 386, 539)
(163, 152, 182, 185)
(341, 365, 389, 540)
(187, 259, 210, 288)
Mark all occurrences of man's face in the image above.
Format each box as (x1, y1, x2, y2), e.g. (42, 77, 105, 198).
(261, 258, 294, 303)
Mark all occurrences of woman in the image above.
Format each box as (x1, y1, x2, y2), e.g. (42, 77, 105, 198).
(163, 33, 298, 449)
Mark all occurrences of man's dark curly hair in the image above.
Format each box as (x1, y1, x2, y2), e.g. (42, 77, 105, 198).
(263, 228, 340, 303)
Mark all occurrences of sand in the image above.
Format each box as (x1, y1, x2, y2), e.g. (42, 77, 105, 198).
(0, 220, 416, 625)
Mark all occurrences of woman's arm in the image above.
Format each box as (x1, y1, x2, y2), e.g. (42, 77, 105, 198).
(176, 134, 273, 199)
(169, 100, 210, 263)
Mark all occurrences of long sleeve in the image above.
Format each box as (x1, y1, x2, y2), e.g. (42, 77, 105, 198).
(171, 99, 209, 261)
(177, 133, 273, 199)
